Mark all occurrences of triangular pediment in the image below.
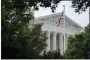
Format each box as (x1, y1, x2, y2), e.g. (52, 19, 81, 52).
(35, 12, 83, 29)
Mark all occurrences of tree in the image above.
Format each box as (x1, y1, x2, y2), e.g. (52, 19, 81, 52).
(1, 3, 48, 58)
(64, 24, 90, 59)
(42, 50, 64, 59)
(2, 0, 90, 13)
(83, 24, 90, 58)
(2, 0, 62, 12)
(72, 0, 90, 13)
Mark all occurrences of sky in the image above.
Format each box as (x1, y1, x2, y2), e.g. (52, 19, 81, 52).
(34, 1, 89, 27)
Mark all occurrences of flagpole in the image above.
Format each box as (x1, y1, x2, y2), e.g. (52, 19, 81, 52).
(63, 5, 66, 52)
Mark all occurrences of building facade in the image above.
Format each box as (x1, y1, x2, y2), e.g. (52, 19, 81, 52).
(34, 12, 83, 54)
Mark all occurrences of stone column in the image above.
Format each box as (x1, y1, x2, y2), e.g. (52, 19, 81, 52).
(65, 33, 67, 50)
(60, 33, 64, 55)
(53, 32, 57, 50)
(56, 33, 60, 50)
(46, 31, 50, 52)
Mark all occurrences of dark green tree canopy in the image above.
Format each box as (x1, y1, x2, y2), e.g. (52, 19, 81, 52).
(42, 50, 63, 59)
(64, 24, 90, 59)
(2, 0, 62, 12)
(72, 0, 90, 13)
(2, 0, 90, 13)
(1, 0, 48, 58)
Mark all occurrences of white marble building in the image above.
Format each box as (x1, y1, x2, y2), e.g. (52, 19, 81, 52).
(34, 12, 83, 54)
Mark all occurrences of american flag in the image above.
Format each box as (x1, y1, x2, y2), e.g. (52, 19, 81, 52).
(57, 11, 64, 27)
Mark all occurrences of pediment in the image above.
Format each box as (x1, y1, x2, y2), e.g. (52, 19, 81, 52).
(35, 12, 83, 29)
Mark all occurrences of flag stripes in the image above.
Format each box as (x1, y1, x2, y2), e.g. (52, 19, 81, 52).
(57, 11, 64, 27)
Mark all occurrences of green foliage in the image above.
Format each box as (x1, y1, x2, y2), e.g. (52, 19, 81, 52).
(72, 0, 90, 13)
(64, 24, 90, 59)
(1, 3, 47, 58)
(2, 0, 90, 13)
(42, 50, 64, 59)
(2, 0, 62, 12)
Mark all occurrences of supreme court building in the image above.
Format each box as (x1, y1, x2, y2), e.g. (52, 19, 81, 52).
(34, 12, 83, 54)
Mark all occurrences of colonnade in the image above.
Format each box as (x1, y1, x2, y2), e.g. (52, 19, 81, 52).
(45, 31, 70, 55)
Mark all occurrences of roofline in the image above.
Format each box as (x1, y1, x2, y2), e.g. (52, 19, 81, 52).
(35, 12, 83, 29)
(35, 12, 62, 19)
(65, 15, 83, 29)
